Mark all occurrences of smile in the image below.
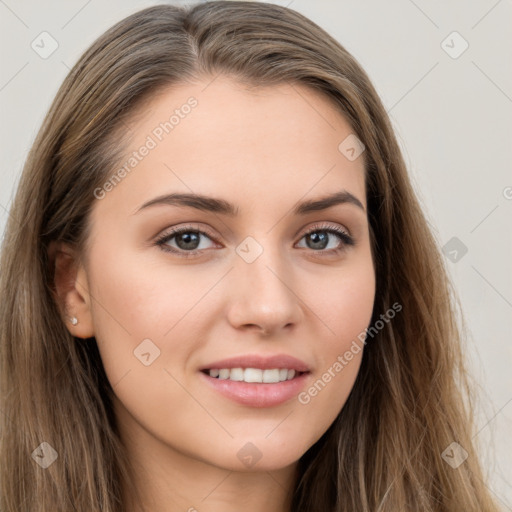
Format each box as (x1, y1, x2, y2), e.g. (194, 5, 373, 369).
(199, 369, 310, 408)
(203, 367, 303, 383)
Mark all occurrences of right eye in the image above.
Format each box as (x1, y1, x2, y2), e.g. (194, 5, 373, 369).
(154, 225, 220, 258)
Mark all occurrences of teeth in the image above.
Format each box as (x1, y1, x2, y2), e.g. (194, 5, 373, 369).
(218, 369, 230, 380)
(207, 367, 300, 383)
(262, 369, 280, 383)
(245, 368, 263, 382)
(230, 368, 244, 381)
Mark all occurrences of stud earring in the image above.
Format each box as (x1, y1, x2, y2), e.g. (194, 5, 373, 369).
(69, 316, 78, 326)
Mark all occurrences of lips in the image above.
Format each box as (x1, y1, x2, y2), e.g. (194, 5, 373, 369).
(199, 370, 310, 408)
(198, 353, 312, 407)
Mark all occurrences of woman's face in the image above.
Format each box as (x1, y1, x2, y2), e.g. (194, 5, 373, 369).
(73, 76, 375, 472)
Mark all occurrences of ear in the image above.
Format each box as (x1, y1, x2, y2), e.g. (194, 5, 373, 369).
(47, 241, 95, 339)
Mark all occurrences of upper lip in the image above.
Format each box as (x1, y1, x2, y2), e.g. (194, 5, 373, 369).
(199, 354, 311, 373)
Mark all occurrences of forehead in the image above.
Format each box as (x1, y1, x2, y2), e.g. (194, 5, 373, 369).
(94, 76, 367, 220)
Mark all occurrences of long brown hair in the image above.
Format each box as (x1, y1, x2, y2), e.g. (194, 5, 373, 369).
(0, 2, 501, 510)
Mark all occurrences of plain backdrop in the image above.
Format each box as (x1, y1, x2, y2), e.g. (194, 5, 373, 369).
(1, 0, 511, 508)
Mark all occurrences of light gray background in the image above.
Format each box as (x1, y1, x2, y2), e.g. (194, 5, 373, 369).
(1, 0, 511, 508)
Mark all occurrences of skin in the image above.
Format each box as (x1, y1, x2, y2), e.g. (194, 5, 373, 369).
(53, 75, 376, 512)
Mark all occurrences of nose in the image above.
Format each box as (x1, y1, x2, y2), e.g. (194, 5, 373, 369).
(226, 242, 304, 337)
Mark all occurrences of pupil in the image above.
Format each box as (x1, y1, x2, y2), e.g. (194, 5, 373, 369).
(308, 232, 328, 250)
(177, 232, 200, 250)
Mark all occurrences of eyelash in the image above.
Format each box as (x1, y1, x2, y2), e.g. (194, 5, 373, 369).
(154, 222, 355, 259)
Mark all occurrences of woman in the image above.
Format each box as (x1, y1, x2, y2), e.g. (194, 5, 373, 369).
(0, 2, 501, 511)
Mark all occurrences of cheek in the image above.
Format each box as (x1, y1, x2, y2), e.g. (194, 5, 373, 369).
(299, 256, 375, 420)
(85, 239, 220, 383)
(85, 244, 213, 443)
(312, 255, 376, 357)
(88, 236, 222, 336)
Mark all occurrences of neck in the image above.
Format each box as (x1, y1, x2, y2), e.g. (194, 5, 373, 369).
(123, 448, 297, 512)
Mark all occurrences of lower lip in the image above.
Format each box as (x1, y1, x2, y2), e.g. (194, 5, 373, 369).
(199, 371, 310, 408)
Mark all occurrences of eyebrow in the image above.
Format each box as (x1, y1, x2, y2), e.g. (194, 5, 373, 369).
(134, 190, 365, 216)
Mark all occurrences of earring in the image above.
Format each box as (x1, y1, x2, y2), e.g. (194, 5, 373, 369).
(69, 316, 78, 326)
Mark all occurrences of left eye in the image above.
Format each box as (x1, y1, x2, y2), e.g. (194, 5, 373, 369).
(296, 226, 354, 252)
(156, 228, 216, 254)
